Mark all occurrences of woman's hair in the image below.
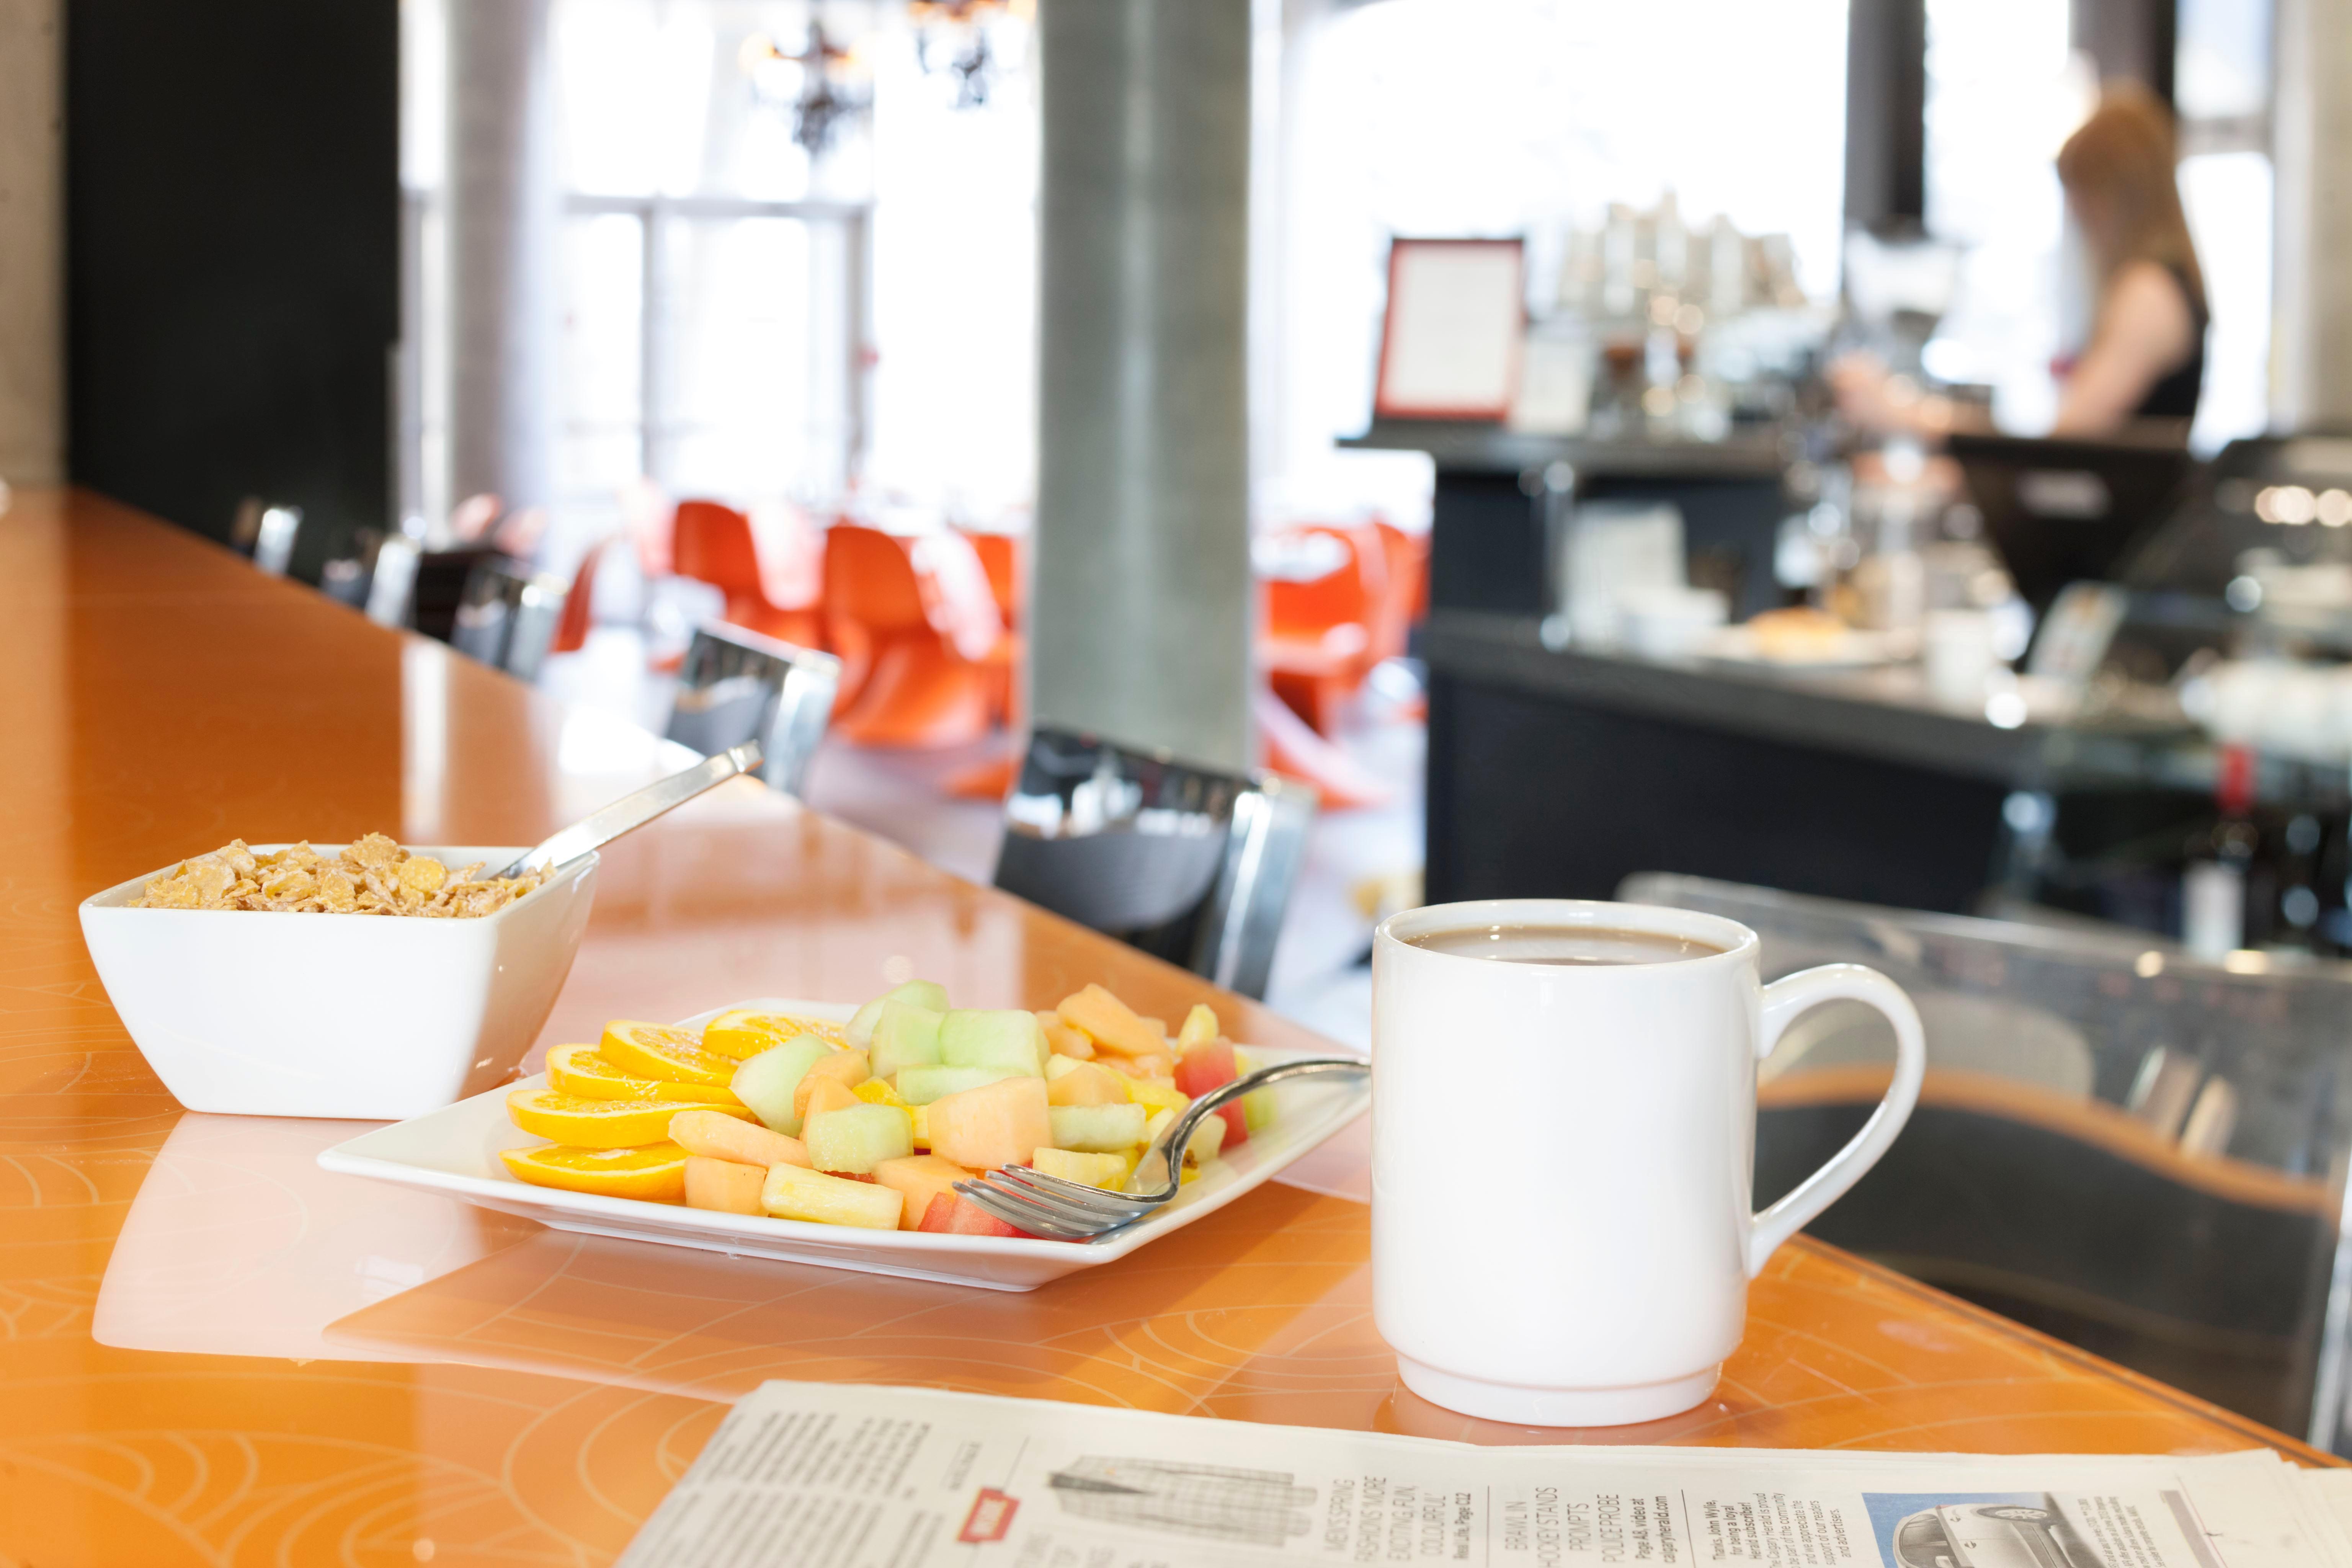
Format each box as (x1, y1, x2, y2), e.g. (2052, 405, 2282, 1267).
(2056, 83, 2205, 311)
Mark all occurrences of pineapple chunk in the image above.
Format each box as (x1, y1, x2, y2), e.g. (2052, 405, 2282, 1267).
(762, 1163, 904, 1229)
(1124, 1076, 1189, 1117)
(1032, 1147, 1129, 1189)
(1177, 1003, 1220, 1050)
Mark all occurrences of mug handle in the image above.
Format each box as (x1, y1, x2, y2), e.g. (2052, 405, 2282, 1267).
(1745, 962, 1926, 1277)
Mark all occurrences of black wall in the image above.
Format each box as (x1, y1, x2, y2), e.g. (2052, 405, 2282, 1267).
(67, 0, 399, 572)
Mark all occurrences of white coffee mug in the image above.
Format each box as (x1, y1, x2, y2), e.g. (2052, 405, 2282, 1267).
(1372, 898, 1925, 1427)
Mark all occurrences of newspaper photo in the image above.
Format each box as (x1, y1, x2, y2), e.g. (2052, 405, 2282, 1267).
(617, 1381, 2352, 1568)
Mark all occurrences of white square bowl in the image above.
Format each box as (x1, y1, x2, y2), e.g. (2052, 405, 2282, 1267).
(80, 845, 598, 1120)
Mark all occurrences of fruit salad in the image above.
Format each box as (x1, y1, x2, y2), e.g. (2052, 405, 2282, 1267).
(497, 981, 1271, 1238)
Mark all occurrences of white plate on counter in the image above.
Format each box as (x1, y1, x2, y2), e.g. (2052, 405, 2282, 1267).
(317, 996, 1370, 1292)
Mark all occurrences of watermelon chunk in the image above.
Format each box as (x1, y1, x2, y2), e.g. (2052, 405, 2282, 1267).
(918, 1191, 1027, 1237)
(1174, 1041, 1248, 1147)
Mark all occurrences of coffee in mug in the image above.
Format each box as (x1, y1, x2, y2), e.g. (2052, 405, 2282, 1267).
(1400, 924, 1724, 965)
(1373, 898, 1924, 1426)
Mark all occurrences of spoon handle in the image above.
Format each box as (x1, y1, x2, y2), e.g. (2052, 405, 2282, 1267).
(496, 741, 763, 879)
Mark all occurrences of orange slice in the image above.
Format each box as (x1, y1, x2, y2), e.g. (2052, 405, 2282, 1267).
(702, 1009, 849, 1060)
(546, 1043, 745, 1107)
(599, 1019, 738, 1086)
(500, 1141, 689, 1202)
(506, 1087, 747, 1148)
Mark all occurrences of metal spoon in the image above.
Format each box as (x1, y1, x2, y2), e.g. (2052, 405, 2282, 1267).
(490, 741, 763, 880)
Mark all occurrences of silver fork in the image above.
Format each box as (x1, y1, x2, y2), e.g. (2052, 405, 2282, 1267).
(952, 1056, 1369, 1240)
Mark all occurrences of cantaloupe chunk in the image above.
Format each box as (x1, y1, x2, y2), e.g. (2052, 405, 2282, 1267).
(792, 1049, 871, 1121)
(668, 1108, 811, 1168)
(1055, 983, 1164, 1058)
(926, 1075, 1052, 1171)
(1037, 1011, 1095, 1059)
(872, 1153, 977, 1231)
(762, 1163, 904, 1229)
(684, 1155, 768, 1215)
(801, 1076, 861, 1119)
(1045, 1060, 1128, 1107)
(1032, 1147, 1129, 1189)
(918, 1191, 1027, 1236)
(804, 1103, 915, 1174)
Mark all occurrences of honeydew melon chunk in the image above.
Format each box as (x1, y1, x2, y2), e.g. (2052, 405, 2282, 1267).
(925, 1075, 1052, 1171)
(938, 1009, 1048, 1077)
(804, 1103, 915, 1174)
(896, 1064, 1019, 1105)
(1047, 1102, 1148, 1153)
(761, 1163, 903, 1230)
(731, 1035, 836, 1136)
(1032, 1147, 1129, 1189)
(869, 1001, 946, 1078)
(845, 980, 953, 1048)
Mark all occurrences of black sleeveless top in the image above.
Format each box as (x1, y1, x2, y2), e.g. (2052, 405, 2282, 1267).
(2130, 263, 2207, 421)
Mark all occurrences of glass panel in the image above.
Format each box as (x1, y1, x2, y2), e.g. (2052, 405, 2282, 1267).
(2177, 0, 2272, 122)
(559, 212, 647, 503)
(660, 215, 815, 500)
(2179, 151, 2274, 455)
(1919, 0, 2085, 431)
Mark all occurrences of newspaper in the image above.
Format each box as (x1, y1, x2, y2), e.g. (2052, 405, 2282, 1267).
(617, 1381, 2352, 1568)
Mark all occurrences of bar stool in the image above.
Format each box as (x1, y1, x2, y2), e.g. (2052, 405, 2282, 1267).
(228, 498, 303, 577)
(1621, 869, 2352, 1452)
(664, 623, 843, 798)
(449, 561, 568, 682)
(992, 726, 1317, 1000)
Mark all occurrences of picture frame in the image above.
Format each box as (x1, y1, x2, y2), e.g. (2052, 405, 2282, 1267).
(1374, 237, 1526, 422)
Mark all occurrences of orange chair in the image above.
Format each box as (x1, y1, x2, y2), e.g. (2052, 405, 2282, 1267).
(671, 500, 826, 652)
(546, 536, 612, 656)
(1258, 523, 1389, 735)
(824, 525, 995, 748)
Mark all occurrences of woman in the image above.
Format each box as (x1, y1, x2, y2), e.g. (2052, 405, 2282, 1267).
(1836, 83, 2208, 440)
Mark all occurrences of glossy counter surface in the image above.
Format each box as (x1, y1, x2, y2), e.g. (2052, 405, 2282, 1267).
(0, 490, 2328, 1566)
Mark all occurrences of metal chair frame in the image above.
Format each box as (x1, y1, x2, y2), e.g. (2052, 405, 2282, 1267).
(450, 562, 568, 682)
(663, 622, 842, 798)
(1622, 869, 2352, 1454)
(993, 726, 1316, 1000)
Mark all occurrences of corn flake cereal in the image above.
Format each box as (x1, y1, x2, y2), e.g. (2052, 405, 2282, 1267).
(134, 833, 542, 918)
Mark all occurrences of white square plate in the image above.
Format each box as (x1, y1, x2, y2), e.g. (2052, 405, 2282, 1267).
(317, 997, 1369, 1292)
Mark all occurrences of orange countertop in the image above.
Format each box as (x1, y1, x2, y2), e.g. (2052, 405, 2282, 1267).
(0, 488, 2330, 1566)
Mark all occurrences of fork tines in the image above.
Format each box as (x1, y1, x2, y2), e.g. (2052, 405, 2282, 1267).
(955, 1166, 1156, 1240)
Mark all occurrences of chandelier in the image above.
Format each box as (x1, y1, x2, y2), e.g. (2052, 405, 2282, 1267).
(741, 22, 871, 155)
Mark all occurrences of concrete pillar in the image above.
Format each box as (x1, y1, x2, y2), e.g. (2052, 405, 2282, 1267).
(2272, 0, 2352, 431)
(0, 0, 62, 485)
(446, 0, 559, 515)
(1033, 0, 1254, 771)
